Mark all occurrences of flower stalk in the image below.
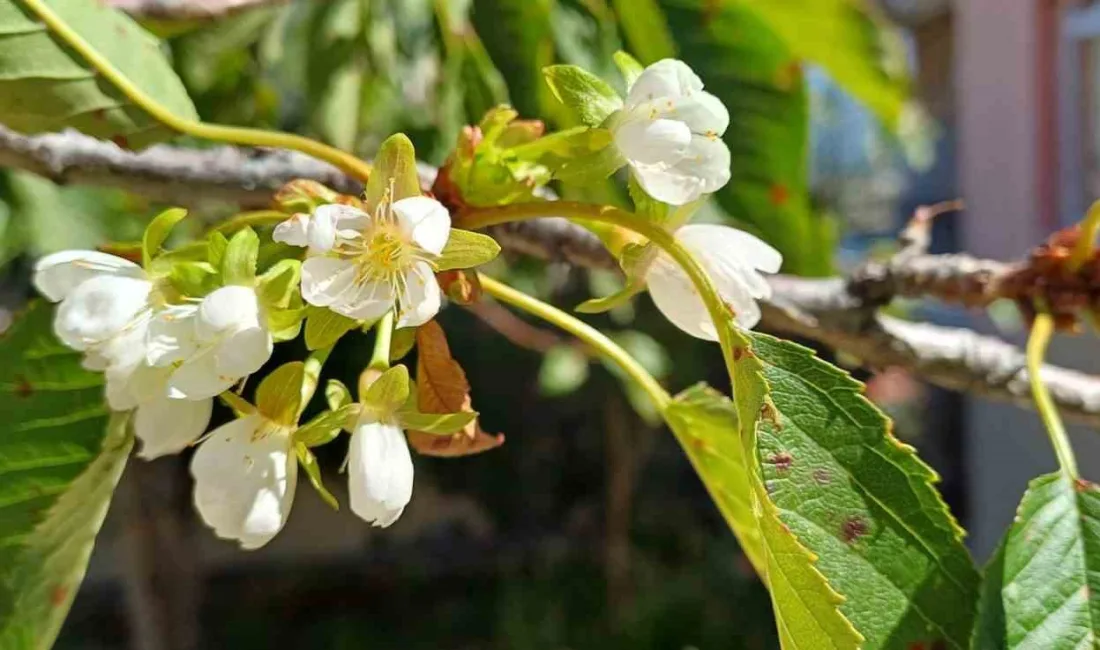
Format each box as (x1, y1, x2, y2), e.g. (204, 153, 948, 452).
(1027, 310, 1080, 479)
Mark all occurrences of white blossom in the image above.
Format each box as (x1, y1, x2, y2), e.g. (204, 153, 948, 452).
(33, 250, 214, 456)
(645, 224, 782, 339)
(347, 411, 413, 528)
(610, 59, 731, 206)
(278, 198, 450, 327)
(147, 285, 273, 400)
(191, 414, 297, 549)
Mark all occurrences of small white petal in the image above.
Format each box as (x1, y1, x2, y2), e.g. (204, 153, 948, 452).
(625, 59, 704, 107)
(316, 203, 371, 231)
(196, 286, 262, 340)
(214, 326, 272, 379)
(167, 347, 235, 400)
(330, 278, 395, 322)
(630, 135, 731, 205)
(82, 350, 111, 372)
(272, 213, 311, 247)
(613, 114, 692, 167)
(348, 420, 413, 528)
(191, 415, 297, 549)
(395, 262, 440, 328)
(676, 224, 782, 274)
(301, 257, 358, 308)
(134, 395, 213, 459)
(33, 250, 144, 302)
(53, 276, 152, 351)
(145, 304, 201, 367)
(645, 256, 718, 341)
(392, 196, 451, 255)
(106, 361, 173, 411)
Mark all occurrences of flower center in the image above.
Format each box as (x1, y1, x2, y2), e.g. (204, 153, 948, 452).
(362, 224, 412, 276)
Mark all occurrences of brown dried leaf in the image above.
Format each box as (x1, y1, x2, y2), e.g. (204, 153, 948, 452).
(408, 321, 504, 457)
(436, 269, 482, 305)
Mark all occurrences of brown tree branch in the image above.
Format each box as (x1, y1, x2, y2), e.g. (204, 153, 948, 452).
(3, 126, 1100, 425)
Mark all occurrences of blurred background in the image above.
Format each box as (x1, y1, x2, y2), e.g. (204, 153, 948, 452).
(4, 0, 1100, 647)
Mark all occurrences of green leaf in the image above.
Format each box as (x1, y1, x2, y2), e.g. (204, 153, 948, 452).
(747, 332, 980, 648)
(538, 345, 589, 396)
(0, 302, 130, 648)
(303, 305, 358, 351)
(0, 0, 198, 147)
(389, 327, 417, 364)
(221, 226, 259, 286)
(667, 382, 862, 648)
(256, 259, 301, 310)
(366, 133, 420, 206)
(267, 305, 305, 343)
(295, 443, 338, 510)
(510, 127, 620, 182)
(655, 0, 832, 275)
(295, 404, 359, 448)
(436, 229, 501, 271)
(206, 231, 229, 269)
(542, 64, 623, 127)
(325, 379, 352, 411)
(973, 473, 1100, 649)
(362, 365, 410, 420)
(255, 362, 305, 425)
(612, 50, 645, 87)
(141, 207, 187, 268)
(395, 410, 477, 435)
(732, 0, 909, 129)
(471, 0, 555, 120)
(611, 2, 675, 68)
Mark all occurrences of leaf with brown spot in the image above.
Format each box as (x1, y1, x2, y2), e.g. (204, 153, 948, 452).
(406, 321, 503, 457)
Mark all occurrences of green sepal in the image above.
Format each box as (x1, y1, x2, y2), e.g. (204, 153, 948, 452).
(361, 365, 410, 420)
(479, 106, 521, 142)
(218, 391, 256, 418)
(389, 328, 417, 363)
(575, 284, 643, 314)
(274, 180, 341, 214)
(206, 231, 229, 269)
(304, 306, 359, 351)
(613, 51, 644, 89)
(166, 261, 220, 298)
(255, 362, 305, 425)
(221, 227, 259, 286)
(366, 134, 420, 206)
(146, 241, 212, 278)
(542, 64, 624, 128)
(325, 379, 353, 411)
(575, 242, 656, 314)
(268, 304, 306, 343)
(395, 410, 477, 435)
(436, 229, 501, 271)
(256, 259, 301, 310)
(142, 207, 188, 269)
(295, 442, 339, 510)
(509, 127, 619, 183)
(295, 403, 360, 447)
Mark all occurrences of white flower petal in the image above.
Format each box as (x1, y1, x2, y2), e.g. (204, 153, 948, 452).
(613, 115, 692, 167)
(53, 276, 152, 351)
(134, 395, 213, 459)
(106, 361, 173, 411)
(630, 135, 731, 205)
(214, 326, 272, 379)
(675, 224, 783, 274)
(272, 213, 311, 248)
(167, 347, 235, 400)
(392, 196, 451, 255)
(348, 420, 413, 528)
(301, 257, 358, 308)
(191, 415, 297, 549)
(316, 203, 371, 231)
(625, 58, 703, 107)
(331, 278, 395, 322)
(33, 250, 144, 302)
(197, 285, 262, 340)
(146, 304, 201, 367)
(395, 262, 440, 328)
(645, 256, 719, 341)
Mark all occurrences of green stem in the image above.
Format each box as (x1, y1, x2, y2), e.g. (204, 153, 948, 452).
(479, 274, 671, 413)
(300, 347, 332, 416)
(21, 0, 373, 183)
(368, 312, 395, 371)
(1070, 200, 1100, 272)
(1026, 312, 1079, 478)
(461, 201, 748, 353)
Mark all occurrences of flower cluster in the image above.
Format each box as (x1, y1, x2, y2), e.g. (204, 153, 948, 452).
(32, 58, 782, 550)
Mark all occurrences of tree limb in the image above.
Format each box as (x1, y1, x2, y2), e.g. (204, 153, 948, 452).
(3, 126, 1100, 425)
